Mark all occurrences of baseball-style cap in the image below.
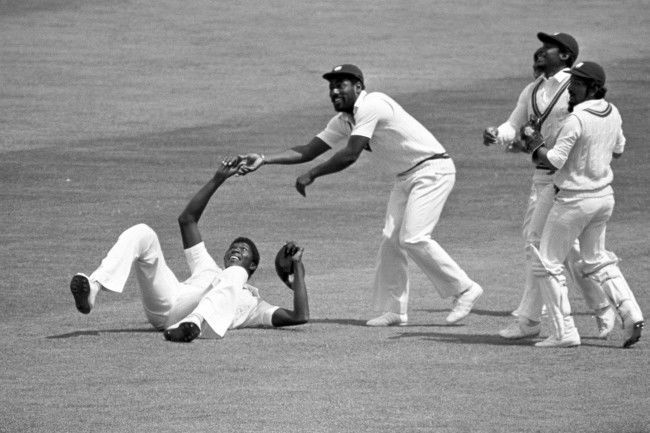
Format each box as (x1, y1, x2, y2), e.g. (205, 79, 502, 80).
(569, 61, 606, 86)
(537, 32, 579, 57)
(322, 64, 364, 84)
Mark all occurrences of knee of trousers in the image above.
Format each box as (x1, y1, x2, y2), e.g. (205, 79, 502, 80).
(398, 235, 430, 251)
(577, 251, 620, 277)
(121, 223, 158, 243)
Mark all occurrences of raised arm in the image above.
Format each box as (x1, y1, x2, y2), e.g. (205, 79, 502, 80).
(237, 137, 331, 175)
(271, 244, 309, 327)
(295, 135, 368, 196)
(178, 157, 240, 249)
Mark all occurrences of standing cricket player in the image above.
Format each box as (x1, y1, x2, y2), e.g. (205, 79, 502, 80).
(483, 32, 615, 340)
(236, 64, 482, 326)
(520, 61, 644, 347)
(69, 159, 309, 342)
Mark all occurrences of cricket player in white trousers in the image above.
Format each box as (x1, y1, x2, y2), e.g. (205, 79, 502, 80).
(483, 32, 614, 340)
(237, 64, 482, 326)
(520, 61, 644, 348)
(69, 159, 310, 342)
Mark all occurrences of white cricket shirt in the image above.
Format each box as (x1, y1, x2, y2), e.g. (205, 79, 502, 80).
(497, 69, 572, 150)
(547, 99, 625, 191)
(316, 90, 454, 176)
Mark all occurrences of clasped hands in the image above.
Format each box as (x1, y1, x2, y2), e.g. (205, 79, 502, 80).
(220, 153, 314, 197)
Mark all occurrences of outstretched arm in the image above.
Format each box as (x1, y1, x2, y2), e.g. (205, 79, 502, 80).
(295, 135, 368, 196)
(237, 137, 331, 175)
(271, 245, 309, 327)
(178, 157, 241, 249)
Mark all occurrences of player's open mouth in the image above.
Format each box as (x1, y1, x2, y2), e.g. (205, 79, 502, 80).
(332, 97, 343, 104)
(229, 255, 241, 262)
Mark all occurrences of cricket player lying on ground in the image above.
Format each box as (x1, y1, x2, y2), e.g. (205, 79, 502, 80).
(69, 158, 309, 343)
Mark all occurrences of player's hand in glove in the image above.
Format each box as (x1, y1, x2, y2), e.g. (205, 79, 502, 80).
(482, 127, 499, 146)
(275, 241, 304, 288)
(236, 153, 265, 175)
(519, 124, 546, 154)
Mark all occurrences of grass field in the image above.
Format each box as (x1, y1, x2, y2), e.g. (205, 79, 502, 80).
(1, 1, 649, 432)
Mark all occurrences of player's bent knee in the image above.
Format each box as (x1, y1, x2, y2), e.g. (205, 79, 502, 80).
(123, 223, 157, 241)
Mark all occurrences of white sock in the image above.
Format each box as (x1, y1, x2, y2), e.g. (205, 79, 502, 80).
(183, 313, 203, 329)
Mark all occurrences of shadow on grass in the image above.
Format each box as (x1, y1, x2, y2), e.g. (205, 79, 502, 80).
(388, 331, 621, 349)
(309, 318, 368, 326)
(417, 308, 514, 317)
(46, 328, 157, 339)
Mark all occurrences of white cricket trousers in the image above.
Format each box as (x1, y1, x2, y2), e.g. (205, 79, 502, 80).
(538, 189, 643, 337)
(90, 224, 247, 335)
(372, 163, 476, 315)
(514, 174, 609, 321)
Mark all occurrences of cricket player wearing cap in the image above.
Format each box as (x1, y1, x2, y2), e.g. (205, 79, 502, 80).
(519, 61, 645, 347)
(237, 64, 483, 326)
(483, 32, 615, 340)
(69, 159, 309, 342)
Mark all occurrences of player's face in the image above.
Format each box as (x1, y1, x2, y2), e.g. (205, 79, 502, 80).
(328, 78, 360, 113)
(567, 77, 589, 112)
(223, 241, 257, 273)
(536, 42, 564, 72)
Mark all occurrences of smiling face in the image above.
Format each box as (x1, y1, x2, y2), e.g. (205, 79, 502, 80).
(223, 239, 258, 275)
(328, 77, 362, 113)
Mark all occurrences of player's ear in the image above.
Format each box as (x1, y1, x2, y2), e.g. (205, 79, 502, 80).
(559, 53, 569, 61)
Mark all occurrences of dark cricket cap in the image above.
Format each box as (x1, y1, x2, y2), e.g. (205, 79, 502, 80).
(569, 61, 606, 86)
(537, 32, 579, 57)
(322, 64, 364, 84)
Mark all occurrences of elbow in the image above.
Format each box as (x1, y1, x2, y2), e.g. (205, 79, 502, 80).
(177, 212, 196, 227)
(293, 308, 310, 325)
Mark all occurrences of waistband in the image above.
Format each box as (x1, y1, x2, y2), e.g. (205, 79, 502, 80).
(397, 153, 450, 177)
(535, 163, 556, 175)
(554, 183, 613, 197)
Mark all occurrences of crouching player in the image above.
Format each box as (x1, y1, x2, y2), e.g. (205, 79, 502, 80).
(69, 158, 309, 342)
(520, 61, 644, 348)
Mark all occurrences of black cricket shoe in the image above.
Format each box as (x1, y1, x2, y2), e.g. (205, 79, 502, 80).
(70, 273, 92, 314)
(163, 322, 201, 343)
(623, 321, 644, 348)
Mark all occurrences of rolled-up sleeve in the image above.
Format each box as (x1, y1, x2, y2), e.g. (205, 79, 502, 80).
(316, 116, 349, 149)
(497, 85, 532, 146)
(613, 127, 626, 154)
(546, 115, 581, 170)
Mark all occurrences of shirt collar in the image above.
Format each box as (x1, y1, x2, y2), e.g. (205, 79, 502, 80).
(339, 90, 368, 122)
(541, 68, 570, 84)
(572, 98, 607, 113)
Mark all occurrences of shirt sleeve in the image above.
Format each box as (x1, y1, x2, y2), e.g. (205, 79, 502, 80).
(316, 115, 349, 149)
(184, 241, 221, 276)
(613, 127, 626, 154)
(497, 84, 532, 146)
(546, 115, 581, 170)
(351, 93, 392, 138)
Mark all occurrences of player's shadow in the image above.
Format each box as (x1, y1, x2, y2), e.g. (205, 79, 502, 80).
(309, 318, 368, 326)
(46, 328, 157, 339)
(388, 330, 619, 348)
(416, 308, 512, 317)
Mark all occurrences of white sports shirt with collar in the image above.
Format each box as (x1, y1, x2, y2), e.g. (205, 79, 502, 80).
(497, 68, 572, 150)
(547, 98, 625, 192)
(316, 90, 455, 176)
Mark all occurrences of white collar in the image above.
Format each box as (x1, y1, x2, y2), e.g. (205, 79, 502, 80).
(572, 98, 608, 113)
